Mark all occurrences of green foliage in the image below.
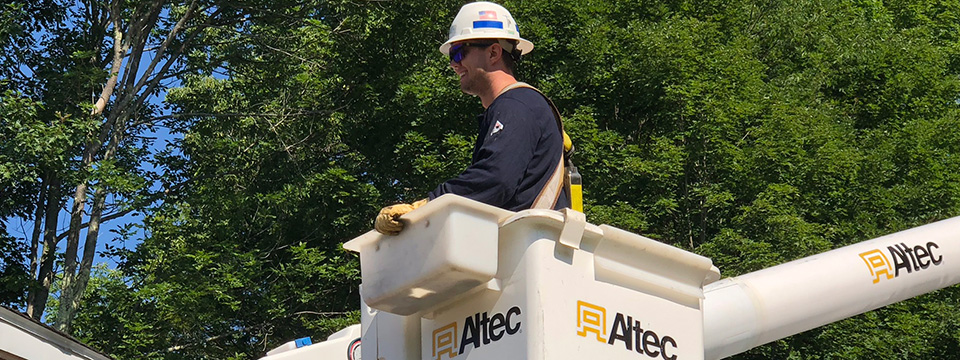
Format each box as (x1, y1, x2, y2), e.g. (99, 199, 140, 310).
(0, 91, 55, 306)
(0, 233, 29, 305)
(60, 0, 960, 358)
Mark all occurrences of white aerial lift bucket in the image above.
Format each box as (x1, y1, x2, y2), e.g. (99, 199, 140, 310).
(343, 194, 720, 360)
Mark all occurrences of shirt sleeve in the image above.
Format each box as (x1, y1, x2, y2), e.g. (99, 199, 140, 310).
(428, 97, 541, 207)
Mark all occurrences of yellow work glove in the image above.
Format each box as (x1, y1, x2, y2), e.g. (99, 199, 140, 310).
(374, 198, 428, 235)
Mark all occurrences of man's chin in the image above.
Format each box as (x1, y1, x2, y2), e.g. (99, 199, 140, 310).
(460, 83, 477, 96)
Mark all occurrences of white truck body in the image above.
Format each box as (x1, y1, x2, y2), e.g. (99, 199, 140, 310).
(263, 195, 960, 359)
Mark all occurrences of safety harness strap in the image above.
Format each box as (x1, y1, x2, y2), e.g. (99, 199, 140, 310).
(496, 82, 567, 210)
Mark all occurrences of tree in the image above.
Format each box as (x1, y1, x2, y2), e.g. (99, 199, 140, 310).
(0, 0, 286, 333)
(0, 2, 65, 308)
(73, 1, 386, 357)
(64, 0, 960, 358)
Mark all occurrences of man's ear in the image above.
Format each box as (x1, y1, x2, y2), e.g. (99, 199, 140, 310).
(487, 43, 504, 65)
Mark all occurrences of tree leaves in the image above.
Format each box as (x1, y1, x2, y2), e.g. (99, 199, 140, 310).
(51, 0, 960, 358)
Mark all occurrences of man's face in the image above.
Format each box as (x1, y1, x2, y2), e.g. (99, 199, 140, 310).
(449, 42, 493, 96)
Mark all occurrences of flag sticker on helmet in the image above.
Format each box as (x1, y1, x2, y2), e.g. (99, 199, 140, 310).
(473, 20, 504, 29)
(491, 121, 504, 135)
(479, 10, 497, 19)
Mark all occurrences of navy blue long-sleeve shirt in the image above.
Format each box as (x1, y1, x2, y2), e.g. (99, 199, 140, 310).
(428, 87, 571, 211)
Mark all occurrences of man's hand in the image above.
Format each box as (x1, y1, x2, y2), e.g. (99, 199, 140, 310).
(374, 199, 428, 235)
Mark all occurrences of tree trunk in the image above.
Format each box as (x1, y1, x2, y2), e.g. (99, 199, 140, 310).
(28, 176, 62, 320)
(57, 187, 107, 333)
(57, 119, 125, 331)
(26, 175, 47, 307)
(57, 146, 95, 328)
(59, 177, 90, 318)
(53, 2, 122, 330)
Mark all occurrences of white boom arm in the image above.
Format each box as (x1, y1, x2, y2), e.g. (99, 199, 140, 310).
(703, 216, 960, 359)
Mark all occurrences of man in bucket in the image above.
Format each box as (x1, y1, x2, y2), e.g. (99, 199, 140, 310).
(375, 1, 571, 235)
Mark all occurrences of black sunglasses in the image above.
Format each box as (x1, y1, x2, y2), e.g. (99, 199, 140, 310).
(449, 42, 496, 63)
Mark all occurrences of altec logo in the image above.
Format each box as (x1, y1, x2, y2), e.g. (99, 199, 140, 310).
(859, 241, 943, 284)
(576, 301, 679, 360)
(432, 306, 522, 360)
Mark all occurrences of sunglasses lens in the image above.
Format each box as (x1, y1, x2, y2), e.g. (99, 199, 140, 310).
(450, 45, 465, 63)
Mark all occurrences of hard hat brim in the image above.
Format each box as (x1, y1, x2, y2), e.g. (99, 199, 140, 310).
(439, 35, 534, 56)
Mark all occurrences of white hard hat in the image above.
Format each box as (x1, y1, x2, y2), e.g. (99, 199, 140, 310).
(439, 1, 534, 56)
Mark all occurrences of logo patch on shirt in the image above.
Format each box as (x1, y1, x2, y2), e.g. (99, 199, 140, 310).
(491, 121, 504, 135)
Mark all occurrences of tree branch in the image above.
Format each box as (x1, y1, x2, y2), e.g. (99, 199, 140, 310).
(143, 109, 342, 127)
(91, 12, 126, 117)
(130, 0, 201, 97)
(55, 207, 140, 242)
